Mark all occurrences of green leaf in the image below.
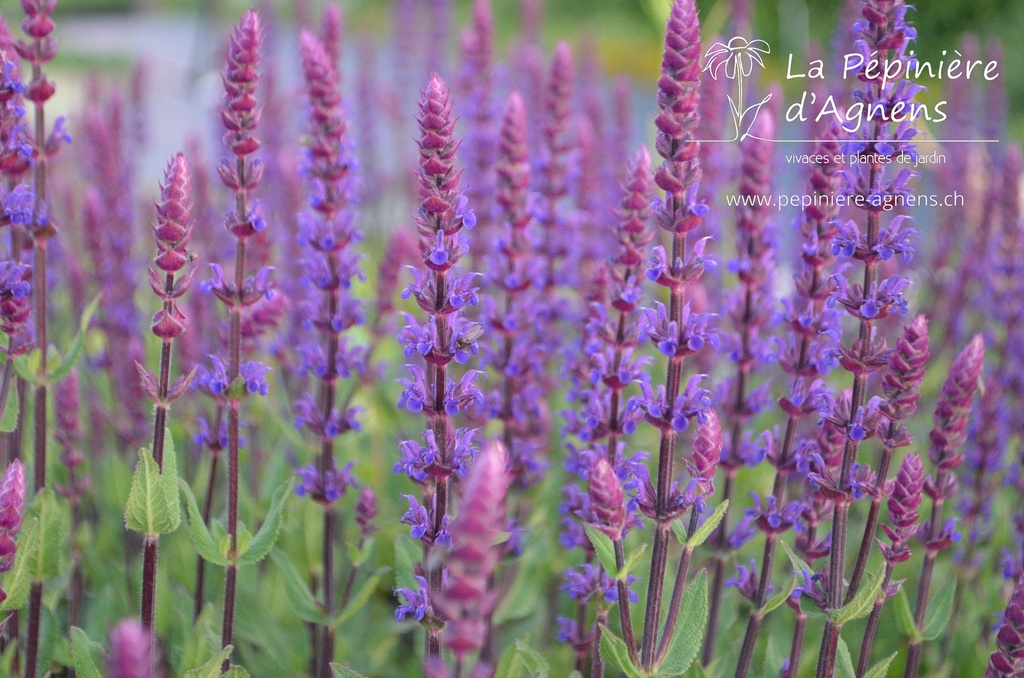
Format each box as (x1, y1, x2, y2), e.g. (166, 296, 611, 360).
(863, 652, 898, 678)
(178, 478, 227, 567)
(346, 537, 375, 568)
(762, 637, 785, 678)
(331, 665, 369, 678)
(583, 524, 618, 576)
(394, 534, 421, 593)
(0, 388, 18, 433)
(657, 569, 709, 677)
(124, 446, 180, 536)
(598, 626, 643, 678)
(32, 489, 68, 580)
(922, 579, 955, 641)
(183, 646, 234, 678)
(513, 639, 550, 677)
(50, 294, 101, 383)
(332, 574, 381, 628)
(831, 565, 883, 625)
(269, 549, 326, 625)
(779, 539, 813, 576)
(69, 627, 105, 678)
(758, 575, 797, 616)
(617, 544, 648, 582)
(836, 637, 856, 678)
(684, 500, 729, 549)
(894, 587, 922, 641)
(12, 349, 41, 383)
(0, 518, 37, 611)
(223, 667, 251, 678)
(237, 481, 291, 565)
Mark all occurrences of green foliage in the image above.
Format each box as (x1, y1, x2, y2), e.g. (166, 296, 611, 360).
(183, 645, 234, 678)
(864, 652, 899, 678)
(831, 566, 884, 625)
(236, 480, 291, 565)
(124, 441, 181, 537)
(0, 386, 18, 433)
(836, 637, 856, 678)
(895, 587, 923, 641)
(69, 627, 105, 678)
(0, 517, 37, 611)
(513, 639, 550, 677)
(178, 478, 227, 567)
(923, 580, 956, 641)
(599, 626, 643, 678)
(269, 549, 325, 625)
(657, 569, 709, 677)
(672, 500, 729, 549)
(584, 524, 618, 575)
(331, 665, 369, 678)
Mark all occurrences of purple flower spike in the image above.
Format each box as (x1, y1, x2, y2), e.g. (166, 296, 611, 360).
(442, 442, 511, 660)
(0, 459, 25, 601)
(588, 458, 627, 540)
(987, 579, 1024, 677)
(220, 9, 263, 161)
(149, 153, 195, 340)
(928, 335, 985, 472)
(106, 619, 154, 678)
(879, 453, 923, 564)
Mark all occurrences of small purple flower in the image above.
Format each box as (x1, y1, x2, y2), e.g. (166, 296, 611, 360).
(394, 576, 430, 622)
(239, 361, 270, 396)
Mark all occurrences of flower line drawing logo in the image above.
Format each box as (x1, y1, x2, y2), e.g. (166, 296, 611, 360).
(703, 36, 774, 142)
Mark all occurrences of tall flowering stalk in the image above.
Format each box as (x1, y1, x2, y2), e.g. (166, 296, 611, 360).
(293, 31, 365, 677)
(55, 369, 85, 626)
(16, 1, 67, 675)
(394, 74, 481, 662)
(816, 0, 920, 672)
(456, 0, 495, 239)
(434, 442, 510, 677)
(480, 92, 546, 489)
(138, 153, 195, 638)
(559, 147, 653, 673)
(709, 120, 843, 666)
(904, 336, 985, 675)
(198, 10, 272, 658)
(857, 452, 924, 674)
(632, 0, 717, 670)
(845, 316, 929, 597)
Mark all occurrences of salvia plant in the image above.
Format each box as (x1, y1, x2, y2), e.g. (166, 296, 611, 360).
(0, 0, 1016, 676)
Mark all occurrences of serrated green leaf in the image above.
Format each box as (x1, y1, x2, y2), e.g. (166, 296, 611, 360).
(584, 524, 618, 576)
(330, 664, 369, 678)
(922, 579, 955, 641)
(836, 637, 856, 678)
(514, 639, 549, 677)
(0, 387, 18, 433)
(0, 518, 37, 611)
(69, 627, 105, 678)
(617, 543, 648, 582)
(685, 500, 729, 548)
(51, 294, 101, 383)
(895, 587, 922, 641)
(124, 446, 180, 536)
(658, 569, 709, 676)
(759, 574, 797, 616)
(832, 566, 883, 625)
(269, 549, 326, 624)
(178, 478, 227, 567)
(598, 626, 643, 678)
(332, 574, 381, 628)
(863, 651, 898, 678)
(183, 645, 233, 678)
(394, 534, 421, 593)
(237, 481, 291, 565)
(779, 538, 813, 576)
(32, 489, 68, 580)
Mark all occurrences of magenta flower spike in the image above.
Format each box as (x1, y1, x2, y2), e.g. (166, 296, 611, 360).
(0, 459, 25, 604)
(106, 620, 154, 678)
(987, 579, 1024, 677)
(441, 442, 510, 666)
